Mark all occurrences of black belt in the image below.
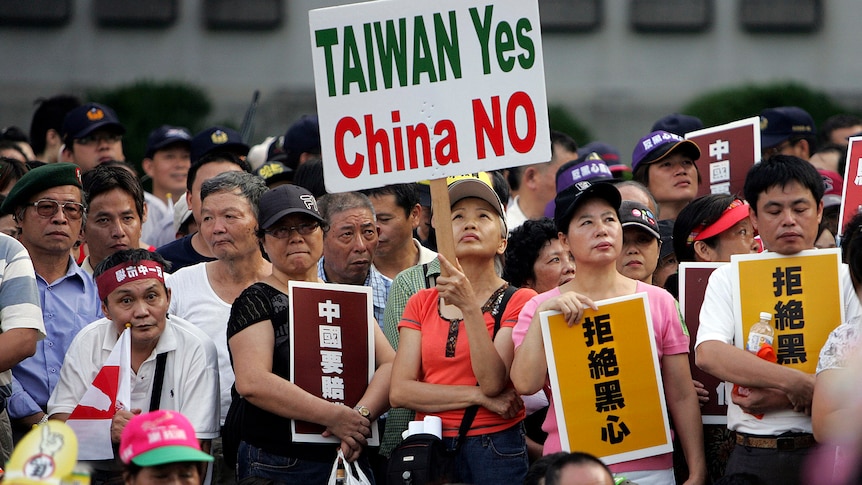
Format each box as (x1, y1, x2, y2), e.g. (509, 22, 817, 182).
(736, 432, 816, 450)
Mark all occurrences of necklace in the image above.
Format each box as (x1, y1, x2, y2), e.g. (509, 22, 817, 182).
(439, 283, 509, 358)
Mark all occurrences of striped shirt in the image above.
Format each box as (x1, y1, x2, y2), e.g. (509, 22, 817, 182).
(0, 234, 45, 394)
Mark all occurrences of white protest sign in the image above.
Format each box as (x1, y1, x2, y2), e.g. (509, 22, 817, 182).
(310, 0, 551, 193)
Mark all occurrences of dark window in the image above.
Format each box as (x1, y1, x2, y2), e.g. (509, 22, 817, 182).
(203, 0, 282, 31)
(0, 0, 71, 27)
(539, 0, 602, 33)
(630, 0, 712, 33)
(740, 0, 821, 33)
(94, 0, 177, 28)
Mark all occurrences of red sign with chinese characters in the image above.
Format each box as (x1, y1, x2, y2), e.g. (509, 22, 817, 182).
(838, 137, 862, 238)
(289, 281, 375, 443)
(687, 117, 760, 198)
(678, 263, 727, 424)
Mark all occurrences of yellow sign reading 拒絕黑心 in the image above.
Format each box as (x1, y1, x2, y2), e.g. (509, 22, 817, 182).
(541, 293, 672, 465)
(733, 248, 845, 374)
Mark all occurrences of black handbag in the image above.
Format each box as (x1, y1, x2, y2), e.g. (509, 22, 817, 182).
(386, 406, 477, 485)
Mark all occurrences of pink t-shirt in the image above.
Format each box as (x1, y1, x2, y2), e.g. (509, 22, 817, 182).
(512, 282, 689, 473)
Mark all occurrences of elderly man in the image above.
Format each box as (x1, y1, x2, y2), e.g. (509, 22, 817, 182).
(167, 171, 270, 483)
(60, 102, 125, 171)
(48, 249, 219, 483)
(156, 153, 251, 272)
(80, 164, 148, 274)
(317, 192, 390, 326)
(0, 163, 103, 435)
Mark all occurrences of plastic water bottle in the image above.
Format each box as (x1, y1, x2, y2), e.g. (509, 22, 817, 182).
(746, 311, 775, 355)
(734, 311, 777, 419)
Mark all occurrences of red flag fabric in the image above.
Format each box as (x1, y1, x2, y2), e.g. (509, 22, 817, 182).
(67, 327, 132, 460)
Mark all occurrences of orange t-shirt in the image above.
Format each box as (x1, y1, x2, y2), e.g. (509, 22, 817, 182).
(399, 286, 535, 437)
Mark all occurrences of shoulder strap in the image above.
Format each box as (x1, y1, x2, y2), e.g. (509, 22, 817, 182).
(492, 285, 518, 338)
(454, 405, 478, 451)
(454, 285, 519, 449)
(422, 263, 437, 289)
(148, 353, 168, 412)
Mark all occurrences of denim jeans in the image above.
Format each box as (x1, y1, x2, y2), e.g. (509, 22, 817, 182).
(237, 441, 375, 485)
(443, 424, 528, 485)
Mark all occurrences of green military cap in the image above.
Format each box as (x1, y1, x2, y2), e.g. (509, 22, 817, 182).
(1, 162, 83, 215)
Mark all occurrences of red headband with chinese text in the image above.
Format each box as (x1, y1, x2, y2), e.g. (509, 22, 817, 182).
(96, 260, 165, 300)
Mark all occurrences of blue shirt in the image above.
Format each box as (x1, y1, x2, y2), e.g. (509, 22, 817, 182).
(317, 258, 391, 328)
(156, 233, 215, 273)
(8, 258, 103, 418)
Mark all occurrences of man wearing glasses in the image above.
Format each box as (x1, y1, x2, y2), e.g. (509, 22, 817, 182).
(60, 102, 126, 172)
(760, 106, 817, 162)
(0, 163, 102, 437)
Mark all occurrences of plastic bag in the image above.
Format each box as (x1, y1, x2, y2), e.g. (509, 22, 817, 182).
(327, 449, 372, 485)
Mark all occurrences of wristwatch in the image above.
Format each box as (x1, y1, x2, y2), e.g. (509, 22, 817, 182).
(354, 405, 371, 418)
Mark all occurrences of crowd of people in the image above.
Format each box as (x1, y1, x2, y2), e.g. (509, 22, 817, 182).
(0, 94, 860, 485)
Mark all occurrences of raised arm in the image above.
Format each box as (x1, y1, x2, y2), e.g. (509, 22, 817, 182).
(436, 255, 508, 396)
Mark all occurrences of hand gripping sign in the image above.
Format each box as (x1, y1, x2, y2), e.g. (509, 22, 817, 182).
(289, 281, 378, 446)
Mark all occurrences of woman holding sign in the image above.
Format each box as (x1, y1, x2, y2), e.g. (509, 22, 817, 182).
(390, 175, 535, 484)
(226, 184, 394, 483)
(510, 180, 707, 485)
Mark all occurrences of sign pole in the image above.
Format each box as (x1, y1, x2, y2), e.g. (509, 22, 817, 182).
(429, 178, 455, 277)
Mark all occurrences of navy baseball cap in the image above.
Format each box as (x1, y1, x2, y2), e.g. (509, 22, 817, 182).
(632, 131, 701, 172)
(255, 160, 294, 187)
(190, 126, 249, 163)
(283, 115, 321, 168)
(62, 103, 125, 143)
(760, 106, 815, 149)
(145, 125, 192, 159)
(651, 113, 704, 137)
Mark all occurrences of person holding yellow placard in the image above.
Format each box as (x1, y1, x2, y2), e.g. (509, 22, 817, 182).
(511, 180, 706, 485)
(696, 155, 862, 485)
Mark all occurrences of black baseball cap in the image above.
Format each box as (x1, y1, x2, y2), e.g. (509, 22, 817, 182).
(258, 184, 324, 230)
(553, 180, 621, 233)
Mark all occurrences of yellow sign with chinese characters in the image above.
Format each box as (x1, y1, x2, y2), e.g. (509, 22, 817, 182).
(541, 293, 672, 465)
(734, 248, 844, 374)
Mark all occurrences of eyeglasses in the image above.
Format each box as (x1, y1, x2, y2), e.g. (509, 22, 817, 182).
(762, 140, 791, 160)
(28, 199, 86, 220)
(265, 222, 321, 239)
(74, 133, 122, 146)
